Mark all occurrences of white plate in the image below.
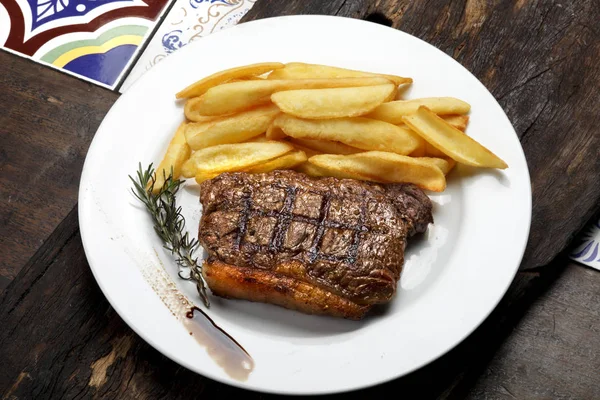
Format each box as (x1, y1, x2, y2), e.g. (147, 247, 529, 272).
(78, 15, 531, 395)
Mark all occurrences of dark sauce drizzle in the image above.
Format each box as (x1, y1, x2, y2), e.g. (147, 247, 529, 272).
(184, 306, 254, 381)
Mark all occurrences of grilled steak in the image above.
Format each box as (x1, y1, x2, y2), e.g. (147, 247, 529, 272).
(198, 170, 433, 319)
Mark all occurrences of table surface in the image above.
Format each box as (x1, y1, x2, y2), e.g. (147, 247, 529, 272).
(1, 1, 599, 398)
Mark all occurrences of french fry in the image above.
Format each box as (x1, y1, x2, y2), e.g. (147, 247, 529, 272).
(193, 170, 222, 183)
(244, 150, 307, 173)
(288, 138, 362, 155)
(309, 151, 447, 191)
(288, 141, 322, 158)
(266, 120, 287, 140)
(399, 114, 469, 132)
(272, 84, 395, 119)
(184, 97, 232, 122)
(185, 104, 279, 150)
(367, 97, 471, 124)
(293, 161, 328, 177)
(419, 115, 469, 157)
(267, 62, 412, 86)
(294, 161, 363, 180)
(424, 144, 444, 157)
(274, 113, 420, 155)
(195, 148, 305, 182)
(149, 122, 191, 193)
(418, 157, 457, 175)
(245, 133, 269, 142)
(386, 85, 399, 102)
(402, 106, 508, 169)
(181, 141, 294, 180)
(169, 62, 504, 193)
(409, 138, 427, 157)
(442, 115, 469, 131)
(232, 76, 267, 81)
(195, 77, 393, 116)
(175, 62, 285, 99)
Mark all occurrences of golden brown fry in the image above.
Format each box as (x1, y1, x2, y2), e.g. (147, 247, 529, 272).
(265, 119, 287, 140)
(288, 138, 362, 155)
(409, 138, 427, 157)
(295, 161, 364, 180)
(233, 76, 267, 81)
(181, 141, 294, 180)
(309, 151, 447, 191)
(184, 104, 279, 150)
(274, 113, 420, 155)
(398, 114, 469, 132)
(149, 122, 191, 193)
(245, 133, 269, 142)
(293, 161, 328, 177)
(244, 150, 307, 174)
(267, 62, 412, 86)
(405, 115, 468, 157)
(386, 85, 399, 102)
(402, 106, 508, 169)
(287, 141, 322, 157)
(416, 157, 457, 175)
(175, 62, 284, 99)
(418, 115, 468, 157)
(193, 170, 222, 183)
(442, 115, 469, 131)
(184, 97, 232, 122)
(271, 84, 394, 119)
(424, 144, 444, 158)
(194, 77, 393, 116)
(367, 97, 471, 124)
(294, 146, 323, 158)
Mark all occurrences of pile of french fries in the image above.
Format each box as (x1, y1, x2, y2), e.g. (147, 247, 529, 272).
(150, 62, 507, 193)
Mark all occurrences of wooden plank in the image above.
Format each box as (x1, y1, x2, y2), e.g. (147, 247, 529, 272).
(0, 209, 207, 400)
(0, 51, 118, 290)
(242, 0, 600, 271)
(464, 264, 600, 400)
(1, 0, 599, 398)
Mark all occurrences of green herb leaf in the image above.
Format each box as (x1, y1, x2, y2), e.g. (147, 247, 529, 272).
(129, 162, 210, 308)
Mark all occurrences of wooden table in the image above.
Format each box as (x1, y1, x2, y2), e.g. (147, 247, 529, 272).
(1, 1, 599, 398)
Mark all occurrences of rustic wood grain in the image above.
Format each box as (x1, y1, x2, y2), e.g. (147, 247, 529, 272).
(464, 264, 600, 400)
(1, 0, 599, 398)
(0, 209, 216, 400)
(0, 51, 118, 290)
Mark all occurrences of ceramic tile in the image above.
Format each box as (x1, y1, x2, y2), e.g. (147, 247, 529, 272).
(0, 0, 174, 89)
(119, 0, 256, 92)
(569, 217, 600, 271)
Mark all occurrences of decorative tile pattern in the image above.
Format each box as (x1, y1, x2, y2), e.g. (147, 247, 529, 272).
(119, 0, 256, 92)
(0, 0, 173, 89)
(569, 217, 600, 271)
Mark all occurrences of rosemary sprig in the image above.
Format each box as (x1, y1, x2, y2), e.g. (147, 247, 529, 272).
(129, 163, 210, 308)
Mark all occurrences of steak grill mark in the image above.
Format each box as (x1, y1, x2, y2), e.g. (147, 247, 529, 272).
(270, 185, 298, 252)
(232, 183, 375, 266)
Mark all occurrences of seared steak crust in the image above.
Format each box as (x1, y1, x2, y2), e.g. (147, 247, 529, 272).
(198, 170, 433, 314)
(203, 260, 371, 319)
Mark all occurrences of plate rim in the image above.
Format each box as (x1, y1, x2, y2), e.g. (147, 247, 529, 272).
(78, 14, 532, 395)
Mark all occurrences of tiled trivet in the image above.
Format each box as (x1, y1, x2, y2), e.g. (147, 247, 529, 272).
(569, 217, 600, 271)
(0, 0, 174, 89)
(120, 0, 256, 92)
(0, 0, 255, 91)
